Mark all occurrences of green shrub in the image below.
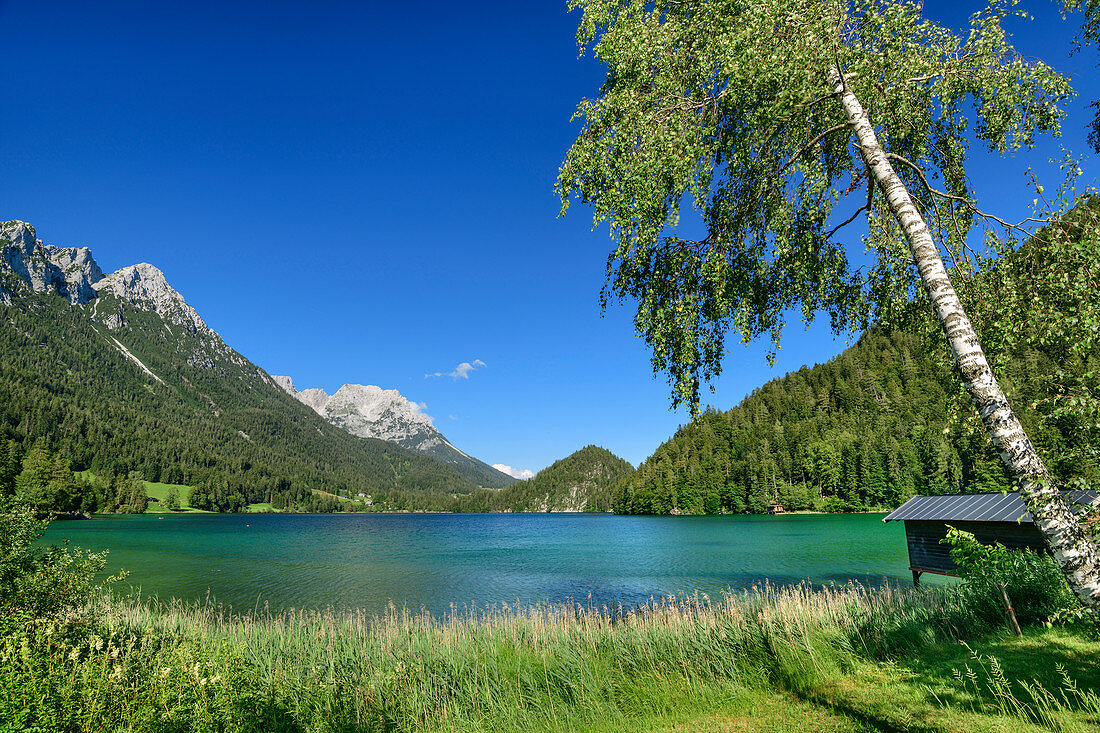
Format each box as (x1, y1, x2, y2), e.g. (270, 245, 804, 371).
(941, 526, 1078, 627)
(0, 497, 111, 630)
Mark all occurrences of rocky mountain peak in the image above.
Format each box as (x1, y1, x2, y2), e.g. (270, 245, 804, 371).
(1, 220, 37, 252)
(1, 220, 104, 305)
(93, 263, 208, 333)
(272, 374, 512, 486)
(329, 384, 436, 429)
(271, 375, 296, 394)
(295, 387, 332, 415)
(273, 379, 435, 437)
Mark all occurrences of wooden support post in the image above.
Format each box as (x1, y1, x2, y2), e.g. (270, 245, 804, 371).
(998, 583, 1023, 636)
(912, 569, 922, 587)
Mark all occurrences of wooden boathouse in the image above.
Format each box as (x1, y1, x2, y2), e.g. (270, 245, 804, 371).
(883, 490, 1098, 585)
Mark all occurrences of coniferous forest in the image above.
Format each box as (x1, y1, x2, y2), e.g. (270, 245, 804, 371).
(617, 328, 994, 514)
(0, 288, 487, 511)
(450, 446, 635, 513)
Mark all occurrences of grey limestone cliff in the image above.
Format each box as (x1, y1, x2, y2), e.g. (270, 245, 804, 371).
(93, 263, 209, 334)
(0, 221, 103, 305)
(274, 377, 513, 487)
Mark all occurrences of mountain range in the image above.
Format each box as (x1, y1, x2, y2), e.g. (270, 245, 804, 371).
(273, 377, 511, 488)
(0, 220, 515, 507)
(11, 211, 1089, 519)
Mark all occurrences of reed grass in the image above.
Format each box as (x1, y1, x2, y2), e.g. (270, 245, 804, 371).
(4, 581, 1097, 732)
(70, 583, 977, 730)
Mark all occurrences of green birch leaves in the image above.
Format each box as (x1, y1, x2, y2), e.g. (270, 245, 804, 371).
(558, 0, 1072, 412)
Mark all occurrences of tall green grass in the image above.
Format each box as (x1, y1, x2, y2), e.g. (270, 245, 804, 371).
(0, 582, 991, 732)
(4, 579, 1096, 732)
(10, 495, 1097, 732)
(946, 642, 1100, 731)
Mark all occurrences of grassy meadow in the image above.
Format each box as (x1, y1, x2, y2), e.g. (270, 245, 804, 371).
(73, 470, 205, 514)
(142, 481, 203, 513)
(73, 472, 318, 514)
(5, 580, 1100, 732)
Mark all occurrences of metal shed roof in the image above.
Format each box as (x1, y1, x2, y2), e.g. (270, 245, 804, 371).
(883, 490, 1097, 523)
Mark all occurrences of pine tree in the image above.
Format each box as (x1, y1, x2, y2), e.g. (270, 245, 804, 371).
(15, 439, 58, 515)
(49, 452, 80, 513)
(0, 440, 20, 496)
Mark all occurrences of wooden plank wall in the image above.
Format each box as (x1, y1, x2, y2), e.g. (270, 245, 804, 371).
(904, 520, 1048, 574)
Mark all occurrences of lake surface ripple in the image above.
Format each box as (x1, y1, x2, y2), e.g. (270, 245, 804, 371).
(44, 512, 920, 616)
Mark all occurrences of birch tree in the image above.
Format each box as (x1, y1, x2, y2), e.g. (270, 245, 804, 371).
(557, 0, 1100, 607)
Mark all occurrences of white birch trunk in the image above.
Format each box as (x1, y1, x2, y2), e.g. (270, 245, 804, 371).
(829, 67, 1100, 608)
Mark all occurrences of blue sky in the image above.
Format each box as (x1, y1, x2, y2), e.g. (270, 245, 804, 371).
(2, 1, 1098, 476)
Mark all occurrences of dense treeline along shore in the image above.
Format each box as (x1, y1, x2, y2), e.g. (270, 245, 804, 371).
(0, 440, 636, 516)
(5, 499, 1100, 732)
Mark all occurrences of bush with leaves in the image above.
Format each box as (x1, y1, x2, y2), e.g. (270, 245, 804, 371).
(942, 526, 1077, 628)
(0, 497, 113, 632)
(164, 485, 181, 511)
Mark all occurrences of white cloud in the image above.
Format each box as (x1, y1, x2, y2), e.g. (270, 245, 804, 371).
(426, 359, 487, 380)
(416, 401, 428, 412)
(448, 414, 458, 420)
(493, 463, 535, 481)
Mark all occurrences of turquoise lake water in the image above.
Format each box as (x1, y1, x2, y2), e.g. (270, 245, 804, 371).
(43, 512, 927, 616)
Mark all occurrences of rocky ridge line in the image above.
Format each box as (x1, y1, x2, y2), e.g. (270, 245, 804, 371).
(93, 263, 209, 334)
(273, 378, 442, 449)
(0, 221, 103, 305)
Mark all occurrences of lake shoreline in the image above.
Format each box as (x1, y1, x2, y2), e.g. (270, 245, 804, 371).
(126, 507, 892, 517)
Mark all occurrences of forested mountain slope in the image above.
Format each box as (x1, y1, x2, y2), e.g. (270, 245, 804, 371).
(452, 445, 634, 512)
(0, 221, 489, 508)
(616, 329, 971, 514)
(616, 201, 1100, 516)
(0, 288, 487, 506)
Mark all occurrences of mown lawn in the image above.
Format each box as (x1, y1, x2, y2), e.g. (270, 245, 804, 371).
(74, 470, 209, 513)
(141, 480, 207, 513)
